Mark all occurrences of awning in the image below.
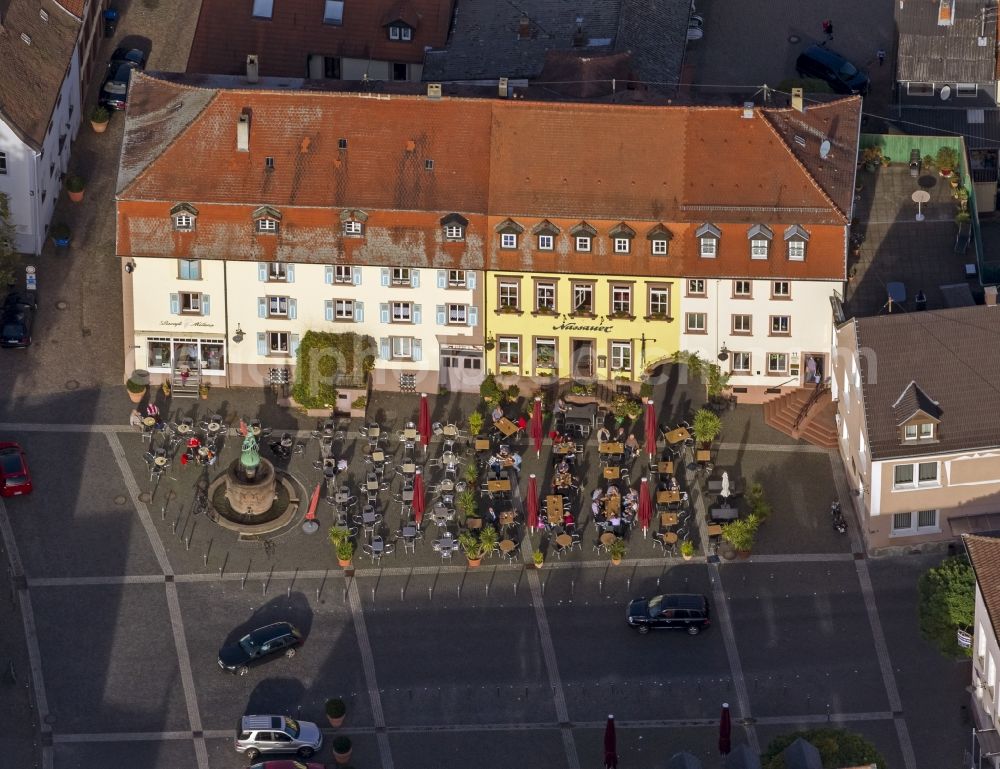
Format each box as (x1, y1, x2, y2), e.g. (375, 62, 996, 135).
(949, 512, 1000, 536)
(435, 334, 483, 349)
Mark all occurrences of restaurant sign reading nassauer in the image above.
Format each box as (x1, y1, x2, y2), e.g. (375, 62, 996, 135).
(552, 317, 614, 333)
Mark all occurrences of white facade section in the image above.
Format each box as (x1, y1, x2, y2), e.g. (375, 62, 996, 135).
(678, 277, 838, 389)
(973, 585, 1000, 741)
(0, 46, 81, 255)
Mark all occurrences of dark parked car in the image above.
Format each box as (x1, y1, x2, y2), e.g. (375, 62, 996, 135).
(0, 292, 36, 348)
(218, 622, 302, 675)
(796, 44, 869, 95)
(99, 47, 145, 110)
(627, 594, 711, 635)
(0, 442, 32, 497)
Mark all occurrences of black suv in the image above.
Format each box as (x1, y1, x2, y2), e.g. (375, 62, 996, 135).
(0, 292, 36, 348)
(626, 594, 711, 635)
(218, 622, 302, 675)
(795, 44, 870, 95)
(99, 47, 145, 110)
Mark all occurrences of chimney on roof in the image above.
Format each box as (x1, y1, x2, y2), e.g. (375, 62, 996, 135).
(426, 82, 442, 99)
(499, 77, 509, 97)
(742, 102, 754, 119)
(518, 14, 531, 40)
(987, 285, 998, 306)
(791, 87, 804, 112)
(573, 15, 585, 47)
(237, 110, 250, 152)
(246, 54, 259, 84)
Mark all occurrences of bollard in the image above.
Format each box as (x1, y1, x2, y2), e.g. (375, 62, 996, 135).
(185, 533, 192, 551)
(172, 514, 179, 534)
(400, 585, 405, 601)
(219, 552, 229, 578)
(570, 578, 575, 598)
(242, 560, 251, 590)
(161, 502, 167, 521)
(204, 538, 213, 566)
(626, 577, 631, 591)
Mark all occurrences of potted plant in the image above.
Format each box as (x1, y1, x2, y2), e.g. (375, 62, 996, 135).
(463, 462, 479, 485)
(457, 488, 478, 521)
(50, 222, 71, 247)
(608, 537, 627, 565)
(329, 526, 353, 567)
(534, 550, 544, 569)
(936, 146, 960, 177)
(332, 735, 353, 765)
(90, 105, 110, 133)
(459, 531, 485, 567)
(325, 698, 347, 728)
(126, 374, 147, 403)
(199, 382, 209, 400)
(860, 145, 882, 172)
(722, 514, 760, 558)
(680, 540, 696, 561)
(746, 482, 771, 523)
(65, 175, 85, 203)
(468, 410, 484, 438)
(692, 408, 722, 446)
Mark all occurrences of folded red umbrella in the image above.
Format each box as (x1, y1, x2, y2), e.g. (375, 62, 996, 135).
(604, 714, 618, 768)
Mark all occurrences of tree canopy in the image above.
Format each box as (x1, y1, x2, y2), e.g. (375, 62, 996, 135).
(918, 554, 975, 658)
(761, 728, 886, 769)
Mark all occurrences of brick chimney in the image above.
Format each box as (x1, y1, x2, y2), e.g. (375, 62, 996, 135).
(986, 285, 998, 306)
(237, 110, 250, 152)
(518, 14, 531, 40)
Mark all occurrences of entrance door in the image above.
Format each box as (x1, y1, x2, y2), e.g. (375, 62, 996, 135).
(803, 354, 825, 385)
(440, 350, 483, 392)
(571, 340, 594, 379)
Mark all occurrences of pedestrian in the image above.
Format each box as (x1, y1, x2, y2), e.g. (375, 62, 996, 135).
(876, 48, 885, 66)
(822, 19, 833, 40)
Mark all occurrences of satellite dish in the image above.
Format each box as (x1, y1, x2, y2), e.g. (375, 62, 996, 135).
(819, 139, 831, 159)
(940, 85, 952, 100)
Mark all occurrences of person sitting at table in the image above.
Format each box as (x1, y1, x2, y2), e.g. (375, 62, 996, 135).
(337, 458, 349, 474)
(557, 460, 570, 475)
(516, 414, 527, 433)
(608, 512, 622, 531)
(553, 398, 566, 415)
(486, 506, 498, 528)
(550, 430, 562, 443)
(562, 511, 576, 531)
(624, 433, 641, 462)
(491, 405, 504, 423)
(129, 409, 142, 428)
(597, 425, 612, 444)
(668, 475, 680, 491)
(510, 451, 523, 472)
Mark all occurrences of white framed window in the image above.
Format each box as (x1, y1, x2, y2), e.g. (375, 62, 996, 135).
(444, 225, 464, 240)
(535, 338, 556, 368)
(920, 423, 934, 439)
(751, 239, 769, 259)
(611, 285, 632, 315)
(256, 218, 279, 233)
(788, 240, 806, 261)
(700, 237, 717, 258)
(448, 269, 466, 286)
(732, 352, 751, 372)
(538, 234, 554, 251)
(252, 0, 274, 18)
(892, 510, 939, 535)
(391, 267, 411, 285)
(610, 341, 632, 371)
(501, 233, 517, 249)
(343, 220, 363, 236)
(733, 279, 752, 297)
(334, 299, 354, 319)
(179, 292, 202, 314)
(651, 238, 668, 256)
(391, 301, 413, 322)
(686, 312, 707, 333)
(772, 280, 790, 298)
(447, 304, 467, 324)
(391, 336, 413, 359)
(907, 82, 934, 96)
(894, 464, 914, 487)
(497, 336, 520, 366)
(267, 263, 288, 281)
(575, 236, 591, 252)
(732, 314, 752, 334)
(268, 296, 289, 317)
(334, 265, 353, 283)
(174, 213, 194, 231)
(648, 287, 670, 316)
(573, 283, 593, 313)
(989, 655, 997, 696)
(499, 281, 519, 309)
(770, 315, 790, 335)
(957, 83, 978, 98)
(918, 461, 939, 485)
(323, 0, 344, 24)
(536, 283, 556, 311)
(904, 425, 918, 440)
(268, 331, 289, 353)
(767, 352, 788, 373)
(390, 25, 400, 39)
(178, 259, 201, 280)
(614, 238, 630, 254)
(688, 279, 706, 296)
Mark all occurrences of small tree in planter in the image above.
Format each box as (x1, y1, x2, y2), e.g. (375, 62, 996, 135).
(468, 410, 485, 438)
(746, 482, 771, 522)
(325, 698, 347, 727)
(329, 526, 353, 567)
(459, 530, 489, 567)
(680, 540, 696, 560)
(692, 408, 722, 446)
(90, 106, 110, 133)
(65, 175, 85, 203)
(533, 550, 544, 569)
(332, 735, 353, 765)
(936, 145, 960, 177)
(722, 514, 760, 556)
(608, 537, 627, 565)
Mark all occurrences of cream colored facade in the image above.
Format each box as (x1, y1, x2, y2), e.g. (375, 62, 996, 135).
(972, 573, 1000, 765)
(126, 258, 483, 392)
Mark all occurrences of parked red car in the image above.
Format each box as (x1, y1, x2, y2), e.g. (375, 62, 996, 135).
(0, 443, 32, 497)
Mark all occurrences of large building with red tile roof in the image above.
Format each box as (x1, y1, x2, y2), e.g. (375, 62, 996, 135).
(116, 73, 860, 399)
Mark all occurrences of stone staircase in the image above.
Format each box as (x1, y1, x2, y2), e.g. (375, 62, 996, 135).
(763, 385, 838, 448)
(170, 366, 200, 399)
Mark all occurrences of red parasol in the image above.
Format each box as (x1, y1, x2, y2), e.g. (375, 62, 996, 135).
(719, 702, 732, 755)
(305, 482, 321, 521)
(638, 476, 652, 536)
(532, 397, 544, 457)
(526, 474, 539, 531)
(418, 392, 431, 453)
(604, 714, 618, 769)
(644, 398, 657, 460)
(412, 469, 425, 525)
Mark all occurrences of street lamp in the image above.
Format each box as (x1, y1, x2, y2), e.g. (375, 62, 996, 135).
(232, 324, 245, 344)
(717, 343, 729, 362)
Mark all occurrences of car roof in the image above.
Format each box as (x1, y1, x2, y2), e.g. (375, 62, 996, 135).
(249, 621, 297, 639)
(654, 593, 708, 609)
(241, 715, 283, 730)
(800, 44, 848, 66)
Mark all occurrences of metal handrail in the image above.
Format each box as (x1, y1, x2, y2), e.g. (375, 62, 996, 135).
(792, 383, 828, 432)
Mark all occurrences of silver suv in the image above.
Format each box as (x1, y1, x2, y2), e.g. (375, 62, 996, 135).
(235, 715, 322, 761)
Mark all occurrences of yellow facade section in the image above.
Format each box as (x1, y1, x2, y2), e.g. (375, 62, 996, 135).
(483, 272, 680, 380)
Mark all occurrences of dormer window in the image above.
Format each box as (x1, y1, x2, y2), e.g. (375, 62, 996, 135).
(343, 220, 363, 236)
(253, 205, 282, 234)
(748, 224, 773, 259)
(441, 213, 468, 241)
(388, 23, 413, 41)
(695, 223, 720, 258)
(903, 423, 935, 441)
(784, 224, 809, 261)
(339, 208, 368, 238)
(257, 218, 278, 233)
(893, 381, 942, 445)
(610, 222, 635, 254)
(570, 222, 596, 253)
(170, 203, 198, 232)
(496, 218, 524, 249)
(533, 220, 559, 251)
(647, 223, 673, 256)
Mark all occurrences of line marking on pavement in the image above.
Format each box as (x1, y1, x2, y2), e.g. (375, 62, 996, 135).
(345, 577, 394, 769)
(107, 433, 208, 769)
(715, 442, 828, 453)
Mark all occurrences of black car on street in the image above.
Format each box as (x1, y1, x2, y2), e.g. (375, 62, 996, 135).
(0, 291, 36, 348)
(626, 594, 711, 635)
(218, 622, 302, 675)
(99, 47, 145, 110)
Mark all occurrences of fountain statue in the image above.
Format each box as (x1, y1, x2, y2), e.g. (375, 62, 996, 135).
(223, 428, 276, 515)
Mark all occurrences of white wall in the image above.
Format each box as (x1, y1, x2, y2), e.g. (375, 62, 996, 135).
(974, 586, 1000, 732)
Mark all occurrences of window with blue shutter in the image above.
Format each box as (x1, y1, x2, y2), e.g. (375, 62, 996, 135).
(290, 334, 300, 356)
(324, 300, 334, 322)
(288, 298, 297, 319)
(352, 266, 362, 285)
(324, 266, 334, 284)
(380, 268, 390, 287)
(259, 297, 268, 317)
(286, 265, 295, 282)
(468, 306, 478, 327)
(467, 272, 477, 289)
(437, 270, 447, 289)
(413, 339, 422, 361)
(411, 270, 420, 288)
(379, 337, 390, 359)
(258, 264, 268, 282)
(202, 295, 211, 316)
(169, 293, 179, 314)
(413, 304, 422, 324)
(257, 332, 267, 355)
(354, 301, 364, 322)
(380, 303, 389, 323)
(436, 304, 446, 325)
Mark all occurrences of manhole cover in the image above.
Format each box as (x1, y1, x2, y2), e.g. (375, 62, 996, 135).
(138, 492, 151, 503)
(114, 495, 127, 505)
(55, 301, 68, 311)
(788, 34, 800, 43)
(64, 380, 79, 390)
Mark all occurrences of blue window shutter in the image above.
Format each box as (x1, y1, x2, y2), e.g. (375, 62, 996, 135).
(437, 270, 447, 289)
(258, 264, 267, 282)
(413, 339, 422, 361)
(201, 294, 211, 316)
(324, 266, 334, 284)
(413, 304, 422, 324)
(468, 306, 479, 327)
(380, 303, 389, 323)
(352, 266, 362, 285)
(257, 332, 267, 355)
(288, 298, 297, 319)
(411, 270, 420, 288)
(169, 293, 179, 314)
(258, 297, 267, 318)
(379, 337, 390, 359)
(355, 301, 364, 322)
(436, 304, 446, 325)
(286, 265, 295, 283)
(467, 272, 477, 289)
(324, 300, 334, 322)
(290, 334, 300, 356)
(380, 268, 390, 287)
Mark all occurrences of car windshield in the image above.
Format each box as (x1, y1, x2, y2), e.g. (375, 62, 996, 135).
(282, 717, 300, 737)
(104, 80, 127, 95)
(0, 452, 22, 473)
(838, 60, 858, 78)
(238, 634, 258, 654)
(2, 323, 23, 339)
(646, 596, 662, 613)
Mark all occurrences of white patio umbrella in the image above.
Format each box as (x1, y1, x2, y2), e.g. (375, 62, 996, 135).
(721, 471, 731, 499)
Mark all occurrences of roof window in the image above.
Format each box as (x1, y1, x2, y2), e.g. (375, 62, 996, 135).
(324, 0, 344, 25)
(252, 0, 273, 19)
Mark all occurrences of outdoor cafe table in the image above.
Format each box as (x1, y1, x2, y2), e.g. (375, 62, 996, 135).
(707, 524, 724, 538)
(563, 403, 597, 428)
(371, 450, 385, 463)
(599, 532, 617, 547)
(401, 462, 417, 475)
(441, 451, 458, 465)
(499, 539, 517, 554)
(554, 443, 575, 455)
(402, 427, 417, 441)
(696, 449, 711, 463)
(495, 417, 518, 437)
(709, 505, 738, 522)
(499, 510, 516, 527)
(335, 490, 351, 504)
(708, 478, 741, 494)
(657, 489, 681, 505)
(546, 495, 564, 524)
(153, 455, 169, 467)
(442, 424, 459, 437)
(175, 422, 193, 435)
(603, 466, 621, 480)
(659, 512, 679, 527)
(553, 471, 574, 488)
(402, 488, 415, 503)
(605, 496, 622, 516)
(438, 478, 455, 493)
(142, 416, 156, 428)
(599, 442, 624, 455)
(488, 479, 512, 493)
(656, 461, 674, 475)
(664, 427, 691, 445)
(207, 421, 222, 434)
(368, 425, 382, 439)
(475, 438, 491, 451)
(556, 533, 573, 550)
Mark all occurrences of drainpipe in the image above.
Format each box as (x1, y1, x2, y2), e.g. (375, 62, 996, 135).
(223, 260, 231, 388)
(29, 149, 41, 255)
